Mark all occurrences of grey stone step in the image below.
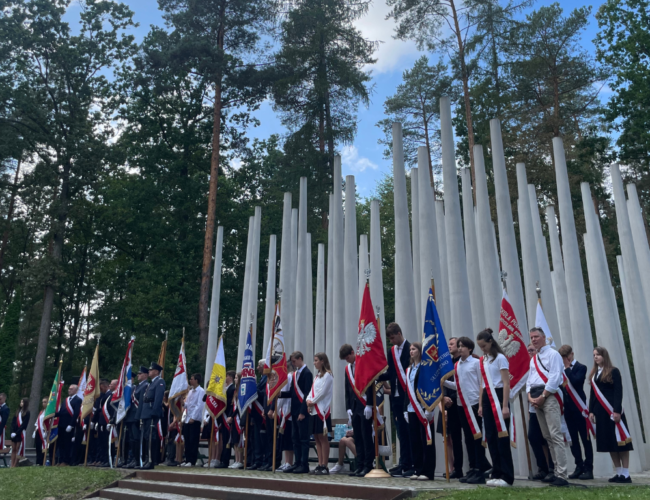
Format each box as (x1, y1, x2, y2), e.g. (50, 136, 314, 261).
(100, 488, 212, 500)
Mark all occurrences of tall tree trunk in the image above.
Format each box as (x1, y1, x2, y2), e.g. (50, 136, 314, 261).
(0, 159, 22, 276)
(198, 15, 226, 360)
(422, 102, 435, 190)
(65, 242, 88, 375)
(27, 159, 71, 444)
(450, 0, 476, 201)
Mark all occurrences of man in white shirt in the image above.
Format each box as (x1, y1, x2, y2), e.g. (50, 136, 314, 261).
(182, 373, 205, 467)
(527, 327, 569, 486)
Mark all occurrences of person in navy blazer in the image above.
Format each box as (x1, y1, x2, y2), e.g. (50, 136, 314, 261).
(140, 362, 165, 469)
(0, 393, 9, 451)
(559, 345, 594, 479)
(55, 384, 81, 466)
(124, 366, 149, 468)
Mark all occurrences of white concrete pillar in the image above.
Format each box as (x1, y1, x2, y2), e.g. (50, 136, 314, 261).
(315, 243, 325, 356)
(411, 168, 422, 324)
(326, 194, 334, 366)
(435, 200, 451, 334)
(527, 185, 561, 345)
(287, 208, 298, 353)
(626, 184, 650, 335)
(236, 216, 254, 369)
(344, 175, 360, 348)
(417, 146, 442, 324)
(461, 167, 485, 334)
(294, 178, 308, 358)
(279, 193, 293, 342)
(262, 234, 277, 359)
(545, 206, 572, 347)
(473, 145, 502, 332)
(305, 233, 314, 367)
(551, 137, 592, 364)
(205, 226, 224, 386)
(392, 123, 418, 338)
(440, 97, 473, 338)
(247, 207, 262, 355)
(359, 235, 369, 305)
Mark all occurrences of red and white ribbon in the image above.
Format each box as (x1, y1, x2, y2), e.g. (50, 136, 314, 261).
(532, 356, 564, 414)
(345, 365, 366, 405)
(65, 397, 75, 417)
(392, 346, 407, 394)
(454, 361, 481, 439)
(293, 370, 305, 403)
(406, 366, 432, 445)
(310, 384, 330, 436)
(591, 375, 631, 446)
(564, 375, 596, 437)
(480, 357, 508, 438)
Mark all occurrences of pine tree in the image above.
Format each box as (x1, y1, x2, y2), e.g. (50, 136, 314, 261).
(0, 290, 21, 392)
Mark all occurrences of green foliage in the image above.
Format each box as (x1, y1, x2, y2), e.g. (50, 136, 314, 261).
(0, 289, 21, 391)
(415, 486, 650, 500)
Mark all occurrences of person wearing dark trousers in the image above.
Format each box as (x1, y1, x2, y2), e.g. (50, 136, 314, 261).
(90, 379, 110, 467)
(280, 351, 313, 474)
(437, 338, 463, 479)
(56, 384, 81, 466)
(340, 343, 374, 477)
(251, 359, 269, 470)
(559, 344, 594, 480)
(377, 322, 413, 477)
(404, 342, 436, 481)
(141, 362, 166, 469)
(33, 398, 48, 466)
(446, 337, 491, 484)
(477, 329, 514, 487)
(589, 346, 634, 484)
(0, 393, 9, 454)
(215, 371, 236, 468)
(9, 398, 29, 467)
(182, 374, 205, 467)
(125, 366, 149, 468)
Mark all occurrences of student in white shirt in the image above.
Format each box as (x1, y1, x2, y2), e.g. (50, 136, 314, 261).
(181, 373, 206, 467)
(307, 352, 334, 475)
(477, 328, 514, 487)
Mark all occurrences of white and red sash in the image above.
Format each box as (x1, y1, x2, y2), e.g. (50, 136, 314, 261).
(309, 382, 331, 436)
(156, 420, 163, 441)
(405, 366, 432, 445)
(345, 364, 366, 405)
(454, 361, 481, 439)
(102, 398, 111, 424)
(279, 398, 291, 433)
(36, 411, 47, 450)
(392, 346, 407, 394)
(591, 375, 631, 446)
(532, 355, 565, 414)
(510, 409, 516, 448)
(293, 369, 305, 403)
(564, 375, 596, 437)
(480, 356, 508, 438)
(221, 414, 231, 432)
(65, 397, 75, 417)
(17, 412, 25, 456)
(253, 401, 264, 417)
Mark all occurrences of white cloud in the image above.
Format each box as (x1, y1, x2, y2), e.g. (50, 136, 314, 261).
(354, 2, 419, 74)
(341, 145, 378, 173)
(230, 157, 243, 170)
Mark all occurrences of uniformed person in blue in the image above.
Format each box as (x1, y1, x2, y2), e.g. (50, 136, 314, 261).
(140, 362, 165, 469)
(125, 366, 149, 469)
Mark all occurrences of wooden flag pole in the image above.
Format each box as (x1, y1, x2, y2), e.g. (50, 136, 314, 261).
(243, 411, 250, 470)
(115, 421, 124, 466)
(272, 403, 278, 472)
(83, 425, 91, 466)
(52, 440, 57, 466)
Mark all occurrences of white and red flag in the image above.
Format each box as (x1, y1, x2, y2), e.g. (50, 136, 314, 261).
(169, 337, 189, 419)
(354, 283, 388, 396)
(265, 303, 288, 402)
(497, 290, 529, 397)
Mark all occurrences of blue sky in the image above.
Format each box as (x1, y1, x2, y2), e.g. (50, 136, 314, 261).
(66, 0, 607, 199)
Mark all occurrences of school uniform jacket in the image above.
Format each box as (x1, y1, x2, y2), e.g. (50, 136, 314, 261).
(378, 340, 411, 401)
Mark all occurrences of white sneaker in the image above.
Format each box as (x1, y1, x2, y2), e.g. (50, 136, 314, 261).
(329, 463, 344, 474)
(417, 475, 430, 481)
(228, 462, 238, 469)
(487, 479, 498, 485)
(410, 474, 420, 480)
(492, 479, 510, 487)
(211, 460, 220, 467)
(233, 462, 244, 469)
(203, 462, 210, 468)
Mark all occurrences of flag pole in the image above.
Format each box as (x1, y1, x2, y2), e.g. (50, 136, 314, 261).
(431, 276, 450, 482)
(243, 411, 250, 469)
(115, 421, 124, 466)
(270, 288, 281, 472)
(83, 426, 91, 466)
(362, 271, 390, 479)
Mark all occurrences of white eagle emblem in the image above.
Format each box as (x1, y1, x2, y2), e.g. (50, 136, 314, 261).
(498, 328, 520, 358)
(356, 321, 377, 357)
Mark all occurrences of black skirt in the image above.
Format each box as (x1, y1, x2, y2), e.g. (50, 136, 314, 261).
(592, 407, 634, 453)
(281, 420, 293, 451)
(311, 414, 332, 436)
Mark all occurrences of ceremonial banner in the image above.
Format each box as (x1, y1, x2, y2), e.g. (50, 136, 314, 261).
(112, 337, 135, 423)
(417, 290, 454, 411)
(46, 379, 64, 444)
(169, 338, 189, 419)
(81, 341, 101, 419)
(76, 366, 87, 401)
(535, 301, 556, 348)
(238, 326, 258, 415)
(498, 290, 529, 397)
(265, 303, 288, 402)
(354, 283, 388, 396)
(205, 335, 227, 419)
(44, 363, 62, 421)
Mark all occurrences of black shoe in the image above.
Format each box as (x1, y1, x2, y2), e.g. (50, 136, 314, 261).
(141, 461, 154, 470)
(168, 461, 180, 467)
(542, 473, 556, 483)
(569, 467, 583, 479)
(284, 464, 299, 473)
(316, 467, 329, 475)
(402, 469, 416, 478)
(449, 469, 464, 479)
(292, 465, 309, 474)
(550, 477, 569, 487)
(356, 467, 372, 477)
(389, 465, 402, 475)
(460, 469, 477, 483)
(616, 475, 632, 484)
(532, 471, 548, 481)
(98, 462, 110, 468)
(259, 465, 272, 472)
(310, 465, 323, 475)
(483, 468, 492, 478)
(608, 474, 621, 483)
(467, 474, 486, 485)
(214, 463, 229, 469)
(247, 464, 259, 471)
(349, 468, 363, 477)
(124, 461, 136, 469)
(578, 470, 594, 480)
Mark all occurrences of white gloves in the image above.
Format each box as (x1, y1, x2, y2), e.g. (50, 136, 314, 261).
(403, 412, 409, 423)
(90, 422, 96, 430)
(364, 406, 373, 420)
(107, 424, 113, 430)
(71, 437, 75, 442)
(11, 433, 16, 438)
(347, 409, 353, 426)
(32, 431, 36, 439)
(425, 410, 434, 422)
(347, 409, 353, 419)
(66, 425, 73, 433)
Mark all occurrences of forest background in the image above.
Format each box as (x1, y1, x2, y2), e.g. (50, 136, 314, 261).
(0, 0, 648, 431)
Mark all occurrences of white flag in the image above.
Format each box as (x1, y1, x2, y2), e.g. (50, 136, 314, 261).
(535, 301, 556, 348)
(169, 338, 189, 418)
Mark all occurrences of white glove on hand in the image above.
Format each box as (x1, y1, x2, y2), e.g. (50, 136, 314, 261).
(107, 424, 113, 430)
(66, 425, 73, 433)
(32, 431, 36, 439)
(90, 422, 96, 430)
(364, 406, 373, 420)
(347, 409, 353, 426)
(347, 409, 353, 419)
(71, 437, 75, 442)
(11, 433, 16, 438)
(425, 410, 434, 422)
(403, 412, 409, 423)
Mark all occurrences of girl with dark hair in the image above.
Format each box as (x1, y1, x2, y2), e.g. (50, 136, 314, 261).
(307, 352, 333, 474)
(227, 372, 244, 469)
(589, 346, 633, 483)
(10, 397, 29, 467)
(477, 328, 513, 487)
(404, 342, 436, 481)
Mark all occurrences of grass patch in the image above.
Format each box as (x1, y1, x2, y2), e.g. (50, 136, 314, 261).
(416, 486, 650, 500)
(0, 466, 123, 500)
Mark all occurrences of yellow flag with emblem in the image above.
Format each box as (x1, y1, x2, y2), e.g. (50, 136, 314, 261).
(204, 335, 227, 419)
(81, 341, 100, 419)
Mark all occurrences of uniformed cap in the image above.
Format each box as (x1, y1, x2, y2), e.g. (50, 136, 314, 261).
(139, 366, 149, 375)
(149, 362, 163, 372)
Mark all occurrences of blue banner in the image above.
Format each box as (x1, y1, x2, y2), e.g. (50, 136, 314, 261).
(417, 289, 454, 411)
(237, 326, 258, 415)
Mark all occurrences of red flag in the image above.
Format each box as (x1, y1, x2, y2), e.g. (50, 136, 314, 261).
(354, 283, 388, 396)
(497, 290, 529, 396)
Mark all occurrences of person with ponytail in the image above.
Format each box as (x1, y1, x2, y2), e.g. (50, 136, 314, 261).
(307, 352, 334, 475)
(588, 346, 633, 483)
(476, 329, 514, 487)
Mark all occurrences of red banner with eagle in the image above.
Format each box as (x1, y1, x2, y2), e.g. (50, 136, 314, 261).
(354, 283, 388, 396)
(498, 290, 529, 397)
